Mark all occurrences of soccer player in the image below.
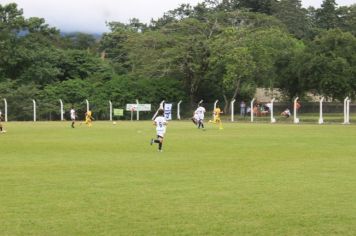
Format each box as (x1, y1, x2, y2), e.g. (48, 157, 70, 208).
(210, 105, 223, 130)
(191, 110, 199, 126)
(195, 104, 206, 129)
(150, 109, 167, 152)
(85, 110, 94, 127)
(70, 107, 76, 128)
(0, 111, 6, 133)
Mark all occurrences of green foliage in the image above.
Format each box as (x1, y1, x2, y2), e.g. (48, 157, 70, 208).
(272, 0, 312, 39)
(0, 80, 40, 120)
(299, 29, 356, 101)
(1, 1, 356, 116)
(316, 0, 338, 29)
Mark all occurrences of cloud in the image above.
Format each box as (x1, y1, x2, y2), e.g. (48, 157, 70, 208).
(1, 0, 354, 33)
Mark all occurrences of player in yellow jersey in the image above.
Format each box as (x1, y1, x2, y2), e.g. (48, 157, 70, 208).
(85, 110, 94, 127)
(210, 105, 223, 129)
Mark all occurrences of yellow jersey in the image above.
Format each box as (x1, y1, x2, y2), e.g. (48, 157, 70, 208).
(214, 108, 221, 118)
(85, 111, 93, 120)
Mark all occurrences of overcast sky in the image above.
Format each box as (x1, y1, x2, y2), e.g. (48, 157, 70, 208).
(0, 0, 354, 33)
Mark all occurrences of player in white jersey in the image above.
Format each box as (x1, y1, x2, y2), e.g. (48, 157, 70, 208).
(191, 110, 199, 125)
(70, 107, 76, 128)
(150, 109, 167, 152)
(195, 105, 206, 129)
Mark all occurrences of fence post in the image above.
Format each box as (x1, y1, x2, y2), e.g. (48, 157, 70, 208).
(109, 101, 113, 121)
(347, 99, 351, 124)
(343, 97, 349, 124)
(318, 97, 324, 124)
(152, 100, 165, 120)
(59, 99, 64, 121)
(177, 100, 182, 120)
(32, 99, 36, 122)
(293, 97, 299, 124)
(136, 99, 139, 121)
(198, 100, 203, 107)
(3, 98, 7, 122)
(213, 100, 219, 121)
(270, 98, 276, 123)
(231, 99, 236, 122)
(85, 99, 89, 112)
(250, 98, 255, 122)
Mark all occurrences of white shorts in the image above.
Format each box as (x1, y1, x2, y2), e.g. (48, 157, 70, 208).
(71, 115, 76, 120)
(157, 131, 166, 138)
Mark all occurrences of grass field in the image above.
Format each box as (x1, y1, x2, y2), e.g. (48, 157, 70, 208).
(1, 121, 356, 235)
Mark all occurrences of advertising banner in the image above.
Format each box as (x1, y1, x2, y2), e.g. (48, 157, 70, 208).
(164, 103, 172, 120)
(126, 104, 151, 111)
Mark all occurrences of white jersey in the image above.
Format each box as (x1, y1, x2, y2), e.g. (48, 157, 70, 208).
(193, 111, 199, 120)
(154, 116, 167, 137)
(70, 109, 76, 120)
(196, 106, 206, 120)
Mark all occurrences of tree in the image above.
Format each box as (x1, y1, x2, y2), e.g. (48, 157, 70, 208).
(337, 4, 356, 36)
(63, 33, 97, 51)
(297, 29, 356, 100)
(316, 0, 338, 29)
(99, 22, 134, 74)
(272, 0, 311, 39)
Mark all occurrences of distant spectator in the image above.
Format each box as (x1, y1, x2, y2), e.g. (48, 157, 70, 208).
(246, 106, 251, 116)
(295, 100, 301, 111)
(265, 103, 272, 112)
(281, 108, 291, 118)
(253, 106, 258, 116)
(240, 101, 246, 116)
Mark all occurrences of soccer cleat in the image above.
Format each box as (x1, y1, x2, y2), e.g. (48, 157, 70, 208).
(150, 139, 154, 145)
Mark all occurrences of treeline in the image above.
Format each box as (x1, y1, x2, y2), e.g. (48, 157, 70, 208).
(0, 0, 356, 119)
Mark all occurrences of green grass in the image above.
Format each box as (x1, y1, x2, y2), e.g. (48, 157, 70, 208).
(1, 121, 356, 235)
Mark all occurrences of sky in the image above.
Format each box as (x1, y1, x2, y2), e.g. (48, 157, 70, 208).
(0, 0, 354, 33)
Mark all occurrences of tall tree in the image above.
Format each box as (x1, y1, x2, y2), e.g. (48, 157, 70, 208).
(316, 0, 338, 29)
(272, 0, 311, 39)
(336, 4, 356, 36)
(297, 29, 356, 100)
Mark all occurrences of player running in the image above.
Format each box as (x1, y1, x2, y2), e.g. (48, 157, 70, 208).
(150, 109, 167, 152)
(70, 107, 77, 128)
(210, 105, 223, 130)
(195, 104, 206, 129)
(85, 110, 94, 127)
(191, 110, 199, 126)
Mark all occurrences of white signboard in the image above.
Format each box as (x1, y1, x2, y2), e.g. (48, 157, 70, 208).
(164, 103, 172, 120)
(126, 104, 151, 111)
